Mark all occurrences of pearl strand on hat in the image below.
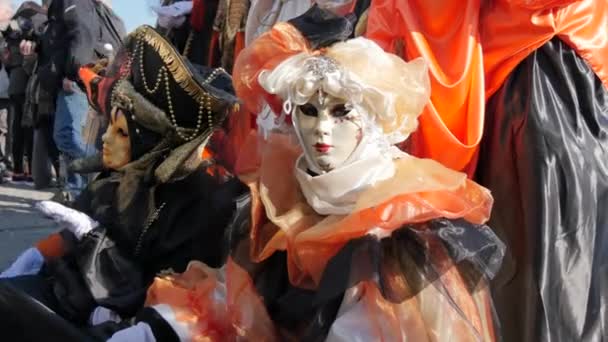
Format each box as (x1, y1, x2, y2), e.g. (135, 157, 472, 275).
(202, 67, 226, 129)
(133, 36, 229, 142)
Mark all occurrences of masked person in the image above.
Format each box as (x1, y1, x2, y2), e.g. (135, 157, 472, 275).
(0, 25, 246, 339)
(102, 8, 505, 341)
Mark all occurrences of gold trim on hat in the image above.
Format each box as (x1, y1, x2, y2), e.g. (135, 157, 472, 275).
(132, 26, 221, 109)
(126, 25, 241, 142)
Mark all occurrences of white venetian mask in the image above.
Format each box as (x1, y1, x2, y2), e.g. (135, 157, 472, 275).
(293, 91, 363, 173)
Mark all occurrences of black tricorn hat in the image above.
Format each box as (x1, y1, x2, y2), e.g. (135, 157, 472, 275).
(82, 25, 239, 142)
(122, 25, 239, 142)
(79, 25, 239, 182)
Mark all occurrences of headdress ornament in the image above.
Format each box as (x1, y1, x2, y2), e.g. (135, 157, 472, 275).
(233, 6, 430, 145)
(79, 25, 240, 182)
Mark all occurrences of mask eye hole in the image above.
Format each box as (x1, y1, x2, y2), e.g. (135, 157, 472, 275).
(117, 128, 129, 138)
(331, 104, 351, 118)
(299, 103, 318, 117)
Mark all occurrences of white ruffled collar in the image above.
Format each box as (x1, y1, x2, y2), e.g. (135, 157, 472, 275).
(294, 146, 399, 216)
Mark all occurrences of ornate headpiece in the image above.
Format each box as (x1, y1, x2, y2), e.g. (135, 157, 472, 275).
(233, 6, 430, 145)
(305, 56, 340, 78)
(79, 25, 240, 182)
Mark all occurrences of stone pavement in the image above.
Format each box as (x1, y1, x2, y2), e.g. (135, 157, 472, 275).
(0, 181, 58, 270)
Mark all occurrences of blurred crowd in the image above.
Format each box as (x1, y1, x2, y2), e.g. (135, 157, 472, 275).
(0, 0, 124, 204)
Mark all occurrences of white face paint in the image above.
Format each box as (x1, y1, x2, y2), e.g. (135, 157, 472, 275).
(294, 92, 363, 173)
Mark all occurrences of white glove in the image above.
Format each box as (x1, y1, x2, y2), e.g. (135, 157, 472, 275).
(0, 248, 44, 278)
(89, 306, 122, 325)
(108, 322, 157, 342)
(35, 201, 99, 240)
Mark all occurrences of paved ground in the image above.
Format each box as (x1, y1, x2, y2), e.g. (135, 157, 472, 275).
(0, 181, 58, 269)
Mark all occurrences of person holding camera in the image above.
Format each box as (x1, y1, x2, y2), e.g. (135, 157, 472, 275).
(0, 59, 9, 181)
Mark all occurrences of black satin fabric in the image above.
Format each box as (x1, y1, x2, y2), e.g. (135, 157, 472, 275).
(72, 170, 241, 271)
(46, 169, 247, 321)
(476, 37, 608, 342)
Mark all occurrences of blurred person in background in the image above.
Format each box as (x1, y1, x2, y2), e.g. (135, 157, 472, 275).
(22, 39, 60, 189)
(32, 0, 125, 203)
(0, 58, 9, 182)
(5, 1, 57, 188)
(2, 15, 35, 182)
(0, 0, 12, 181)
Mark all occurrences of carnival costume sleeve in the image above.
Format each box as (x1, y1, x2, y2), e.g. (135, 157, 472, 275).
(133, 9, 506, 341)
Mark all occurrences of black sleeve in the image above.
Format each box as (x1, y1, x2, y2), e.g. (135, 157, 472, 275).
(62, 0, 98, 81)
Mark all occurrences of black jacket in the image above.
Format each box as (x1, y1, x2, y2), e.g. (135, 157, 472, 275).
(48, 166, 248, 323)
(37, 0, 126, 95)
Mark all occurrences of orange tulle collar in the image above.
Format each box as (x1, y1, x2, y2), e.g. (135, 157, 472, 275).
(239, 134, 493, 289)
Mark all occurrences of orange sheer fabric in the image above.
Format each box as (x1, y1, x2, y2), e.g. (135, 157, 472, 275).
(239, 134, 493, 289)
(145, 259, 277, 341)
(366, 0, 608, 175)
(232, 22, 310, 115)
(328, 278, 495, 341)
(145, 257, 496, 340)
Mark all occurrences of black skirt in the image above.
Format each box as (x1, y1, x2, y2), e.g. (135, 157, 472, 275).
(476, 37, 608, 342)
